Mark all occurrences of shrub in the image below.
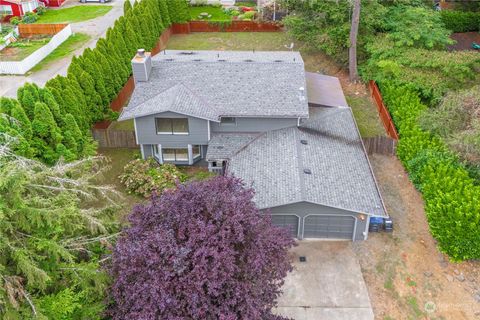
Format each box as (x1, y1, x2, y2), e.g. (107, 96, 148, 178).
(381, 83, 480, 261)
(441, 10, 480, 32)
(419, 85, 480, 163)
(22, 12, 38, 24)
(36, 5, 46, 15)
(9, 16, 20, 25)
(243, 10, 256, 20)
(110, 176, 295, 319)
(119, 158, 187, 197)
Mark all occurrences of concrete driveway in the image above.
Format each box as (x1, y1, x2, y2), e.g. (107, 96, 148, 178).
(275, 241, 374, 320)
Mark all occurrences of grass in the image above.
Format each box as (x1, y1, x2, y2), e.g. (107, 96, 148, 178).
(36, 5, 112, 24)
(0, 36, 51, 61)
(167, 32, 386, 138)
(110, 119, 134, 131)
(29, 33, 90, 73)
(189, 6, 231, 21)
(347, 96, 386, 138)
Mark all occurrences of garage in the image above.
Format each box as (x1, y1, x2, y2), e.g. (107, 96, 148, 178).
(271, 215, 299, 238)
(303, 215, 356, 240)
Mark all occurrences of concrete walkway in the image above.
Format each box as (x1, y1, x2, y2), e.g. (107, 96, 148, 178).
(275, 241, 374, 320)
(0, 0, 127, 98)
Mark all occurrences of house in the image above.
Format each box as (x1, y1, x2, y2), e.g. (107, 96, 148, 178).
(118, 49, 388, 241)
(0, 0, 39, 20)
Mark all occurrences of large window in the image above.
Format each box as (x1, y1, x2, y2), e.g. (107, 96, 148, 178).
(21, 0, 38, 13)
(0, 5, 13, 15)
(162, 148, 189, 162)
(156, 118, 189, 135)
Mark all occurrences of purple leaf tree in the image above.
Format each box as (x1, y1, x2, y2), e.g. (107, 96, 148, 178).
(109, 176, 295, 320)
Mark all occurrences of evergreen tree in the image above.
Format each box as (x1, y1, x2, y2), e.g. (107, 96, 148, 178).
(159, 0, 171, 27)
(10, 103, 33, 141)
(18, 83, 40, 120)
(0, 97, 16, 115)
(93, 49, 119, 99)
(62, 113, 84, 156)
(124, 0, 132, 14)
(125, 19, 141, 54)
(31, 102, 63, 163)
(79, 70, 104, 122)
(40, 88, 63, 126)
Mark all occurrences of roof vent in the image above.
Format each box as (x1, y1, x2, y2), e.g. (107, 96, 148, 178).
(179, 51, 195, 55)
(300, 139, 308, 145)
(218, 59, 227, 62)
(165, 58, 175, 61)
(193, 59, 202, 62)
(244, 59, 254, 62)
(136, 49, 145, 58)
(274, 60, 283, 62)
(303, 169, 312, 175)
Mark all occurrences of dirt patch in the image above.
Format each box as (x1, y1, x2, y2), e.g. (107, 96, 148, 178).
(353, 154, 480, 319)
(449, 32, 480, 51)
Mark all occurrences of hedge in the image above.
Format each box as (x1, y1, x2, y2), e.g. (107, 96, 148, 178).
(381, 84, 480, 261)
(440, 10, 480, 32)
(0, 0, 190, 164)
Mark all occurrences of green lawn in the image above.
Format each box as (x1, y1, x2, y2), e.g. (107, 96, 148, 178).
(36, 5, 112, 24)
(189, 6, 231, 21)
(30, 33, 90, 73)
(167, 32, 386, 138)
(0, 36, 51, 61)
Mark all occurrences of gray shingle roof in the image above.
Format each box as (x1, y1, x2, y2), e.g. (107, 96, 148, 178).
(227, 107, 387, 217)
(119, 50, 309, 121)
(118, 83, 219, 121)
(206, 133, 260, 161)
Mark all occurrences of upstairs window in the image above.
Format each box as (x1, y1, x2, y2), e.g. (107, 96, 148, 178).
(156, 118, 189, 135)
(0, 5, 13, 15)
(220, 117, 236, 125)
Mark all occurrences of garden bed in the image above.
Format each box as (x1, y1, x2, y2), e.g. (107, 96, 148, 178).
(0, 35, 52, 61)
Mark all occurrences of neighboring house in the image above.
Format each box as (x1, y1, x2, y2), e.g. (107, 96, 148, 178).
(0, 0, 39, 20)
(118, 49, 388, 241)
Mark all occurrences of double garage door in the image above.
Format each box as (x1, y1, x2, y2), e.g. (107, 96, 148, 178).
(271, 214, 356, 240)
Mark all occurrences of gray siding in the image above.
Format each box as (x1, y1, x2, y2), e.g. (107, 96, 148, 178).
(210, 117, 298, 133)
(135, 111, 209, 147)
(267, 201, 368, 241)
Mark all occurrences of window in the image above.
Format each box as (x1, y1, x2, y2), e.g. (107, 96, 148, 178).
(192, 145, 201, 158)
(156, 118, 189, 135)
(0, 5, 13, 14)
(162, 148, 188, 162)
(220, 117, 236, 125)
(21, 0, 38, 13)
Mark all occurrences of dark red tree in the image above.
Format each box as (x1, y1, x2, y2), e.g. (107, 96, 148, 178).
(110, 176, 294, 320)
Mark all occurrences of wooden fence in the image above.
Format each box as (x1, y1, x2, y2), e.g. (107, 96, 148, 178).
(92, 128, 137, 148)
(368, 80, 399, 140)
(18, 23, 67, 36)
(362, 136, 397, 156)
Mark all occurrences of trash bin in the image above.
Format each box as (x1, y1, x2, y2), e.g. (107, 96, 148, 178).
(369, 217, 384, 232)
(384, 218, 393, 232)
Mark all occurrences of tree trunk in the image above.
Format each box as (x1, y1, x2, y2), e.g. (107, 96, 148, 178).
(349, 0, 361, 83)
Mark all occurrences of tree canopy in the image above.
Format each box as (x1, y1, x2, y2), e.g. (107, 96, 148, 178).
(110, 176, 295, 319)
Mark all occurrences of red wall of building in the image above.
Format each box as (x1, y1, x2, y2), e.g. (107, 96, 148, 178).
(0, 0, 23, 21)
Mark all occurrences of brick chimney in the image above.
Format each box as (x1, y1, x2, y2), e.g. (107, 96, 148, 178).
(131, 49, 152, 82)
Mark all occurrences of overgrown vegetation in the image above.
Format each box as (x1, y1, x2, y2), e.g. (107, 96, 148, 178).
(119, 158, 187, 198)
(420, 85, 480, 164)
(440, 10, 480, 32)
(0, 141, 122, 318)
(381, 84, 480, 261)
